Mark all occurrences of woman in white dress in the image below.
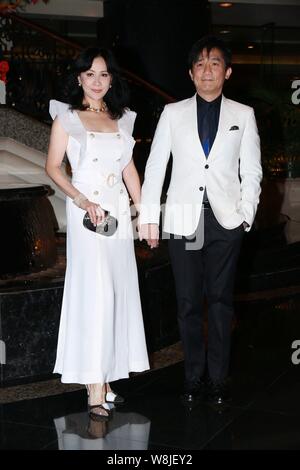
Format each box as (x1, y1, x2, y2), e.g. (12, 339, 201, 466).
(46, 47, 150, 421)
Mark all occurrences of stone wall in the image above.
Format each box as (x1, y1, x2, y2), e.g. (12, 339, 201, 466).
(0, 105, 50, 154)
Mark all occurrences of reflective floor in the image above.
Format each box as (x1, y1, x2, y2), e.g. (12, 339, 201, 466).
(1, 292, 300, 451)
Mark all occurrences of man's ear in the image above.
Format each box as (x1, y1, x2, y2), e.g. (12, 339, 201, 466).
(225, 67, 232, 80)
(189, 69, 194, 82)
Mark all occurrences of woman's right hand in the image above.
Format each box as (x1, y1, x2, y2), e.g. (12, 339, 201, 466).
(80, 199, 106, 226)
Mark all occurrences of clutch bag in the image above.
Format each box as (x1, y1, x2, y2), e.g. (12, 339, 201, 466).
(83, 211, 118, 236)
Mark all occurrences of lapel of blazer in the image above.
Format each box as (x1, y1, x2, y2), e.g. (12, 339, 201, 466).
(185, 94, 232, 163)
(184, 94, 206, 162)
(207, 95, 232, 161)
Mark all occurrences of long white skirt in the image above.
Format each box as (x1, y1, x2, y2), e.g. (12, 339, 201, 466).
(53, 194, 150, 384)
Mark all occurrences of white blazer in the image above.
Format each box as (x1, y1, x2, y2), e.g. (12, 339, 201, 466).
(140, 94, 262, 236)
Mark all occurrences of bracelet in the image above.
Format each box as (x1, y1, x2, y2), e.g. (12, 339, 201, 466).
(73, 192, 88, 208)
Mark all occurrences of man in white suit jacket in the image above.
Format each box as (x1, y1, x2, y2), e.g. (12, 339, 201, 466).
(139, 36, 262, 405)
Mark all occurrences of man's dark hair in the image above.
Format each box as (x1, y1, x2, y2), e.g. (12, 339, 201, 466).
(188, 35, 232, 70)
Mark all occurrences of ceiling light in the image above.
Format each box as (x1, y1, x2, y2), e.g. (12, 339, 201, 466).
(220, 30, 231, 34)
(219, 2, 233, 7)
(247, 45, 254, 49)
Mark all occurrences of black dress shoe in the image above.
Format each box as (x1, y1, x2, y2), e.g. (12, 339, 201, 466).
(206, 379, 231, 406)
(181, 378, 207, 404)
(181, 391, 200, 404)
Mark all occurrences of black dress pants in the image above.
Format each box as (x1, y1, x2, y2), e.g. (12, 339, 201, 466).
(168, 207, 244, 387)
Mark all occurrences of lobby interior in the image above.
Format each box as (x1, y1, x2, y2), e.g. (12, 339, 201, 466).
(0, 0, 300, 451)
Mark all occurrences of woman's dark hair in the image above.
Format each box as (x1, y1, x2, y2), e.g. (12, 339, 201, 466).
(66, 47, 129, 119)
(188, 35, 232, 70)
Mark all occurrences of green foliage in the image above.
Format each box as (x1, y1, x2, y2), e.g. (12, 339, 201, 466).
(249, 87, 300, 177)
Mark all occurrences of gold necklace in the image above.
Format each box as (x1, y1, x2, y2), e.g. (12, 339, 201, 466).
(86, 102, 107, 113)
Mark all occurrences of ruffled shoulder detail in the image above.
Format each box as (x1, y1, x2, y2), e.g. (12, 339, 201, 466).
(118, 109, 137, 171)
(119, 109, 137, 136)
(49, 99, 72, 134)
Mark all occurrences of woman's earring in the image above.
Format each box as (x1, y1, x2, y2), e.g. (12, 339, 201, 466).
(109, 84, 112, 88)
(78, 81, 82, 87)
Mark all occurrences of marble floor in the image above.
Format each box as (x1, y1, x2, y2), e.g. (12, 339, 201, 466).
(1, 289, 300, 452)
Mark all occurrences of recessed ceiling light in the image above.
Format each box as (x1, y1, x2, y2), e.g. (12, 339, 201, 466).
(220, 30, 231, 34)
(248, 45, 254, 49)
(219, 2, 233, 7)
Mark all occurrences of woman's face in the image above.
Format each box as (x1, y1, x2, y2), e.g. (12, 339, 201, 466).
(78, 56, 112, 103)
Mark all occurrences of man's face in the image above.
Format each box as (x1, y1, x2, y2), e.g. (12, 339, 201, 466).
(189, 47, 232, 99)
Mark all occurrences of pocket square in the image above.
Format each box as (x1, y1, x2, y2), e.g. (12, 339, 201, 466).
(229, 125, 239, 131)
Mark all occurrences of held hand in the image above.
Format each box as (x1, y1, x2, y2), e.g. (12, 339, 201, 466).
(80, 199, 106, 226)
(138, 223, 151, 242)
(139, 223, 159, 249)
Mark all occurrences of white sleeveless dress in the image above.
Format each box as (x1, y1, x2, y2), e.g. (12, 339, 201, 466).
(49, 100, 150, 384)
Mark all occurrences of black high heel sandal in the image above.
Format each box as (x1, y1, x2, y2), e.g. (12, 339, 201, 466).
(88, 404, 110, 422)
(86, 385, 111, 421)
(105, 391, 125, 404)
(105, 383, 125, 404)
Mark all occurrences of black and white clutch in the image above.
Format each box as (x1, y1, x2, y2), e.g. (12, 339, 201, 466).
(83, 211, 118, 236)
